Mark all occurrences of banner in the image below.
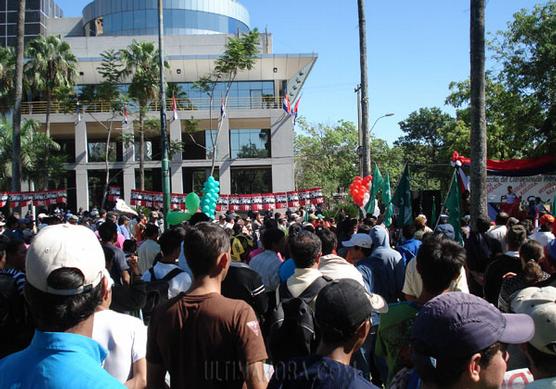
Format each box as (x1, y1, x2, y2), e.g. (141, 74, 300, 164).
(252, 194, 263, 211)
(287, 191, 300, 208)
(239, 194, 252, 212)
(298, 189, 311, 206)
(216, 194, 229, 212)
(275, 192, 287, 209)
(309, 188, 324, 205)
(228, 195, 240, 212)
(486, 175, 556, 203)
(262, 193, 276, 210)
(107, 186, 121, 202)
(4, 190, 67, 208)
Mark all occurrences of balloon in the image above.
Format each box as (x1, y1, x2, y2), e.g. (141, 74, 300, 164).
(185, 192, 200, 212)
(167, 211, 190, 226)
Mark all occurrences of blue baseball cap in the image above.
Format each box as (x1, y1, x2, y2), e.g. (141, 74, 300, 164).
(412, 292, 534, 362)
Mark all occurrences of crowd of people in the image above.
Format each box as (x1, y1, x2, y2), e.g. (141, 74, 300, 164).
(0, 202, 555, 389)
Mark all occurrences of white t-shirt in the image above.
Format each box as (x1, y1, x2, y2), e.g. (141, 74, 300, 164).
(137, 239, 161, 274)
(402, 256, 469, 298)
(529, 231, 555, 248)
(141, 261, 192, 298)
(92, 309, 147, 384)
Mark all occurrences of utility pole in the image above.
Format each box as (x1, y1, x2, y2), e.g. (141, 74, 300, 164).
(357, 0, 370, 176)
(470, 0, 488, 228)
(158, 0, 171, 228)
(355, 84, 363, 176)
(12, 0, 25, 194)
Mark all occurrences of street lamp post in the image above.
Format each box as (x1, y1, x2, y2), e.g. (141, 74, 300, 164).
(369, 113, 394, 166)
(158, 0, 171, 228)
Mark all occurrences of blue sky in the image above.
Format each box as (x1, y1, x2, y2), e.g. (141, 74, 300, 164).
(57, 0, 547, 143)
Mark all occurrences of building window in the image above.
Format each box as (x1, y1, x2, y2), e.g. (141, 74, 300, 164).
(88, 141, 120, 162)
(230, 129, 271, 159)
(183, 167, 220, 194)
(135, 168, 162, 193)
(182, 129, 216, 160)
(231, 167, 272, 194)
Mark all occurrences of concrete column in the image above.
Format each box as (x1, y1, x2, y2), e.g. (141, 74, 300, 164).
(122, 121, 134, 163)
(76, 169, 89, 210)
(75, 119, 88, 164)
(270, 111, 295, 192)
(123, 168, 135, 205)
(216, 116, 231, 194)
(121, 122, 135, 204)
(170, 119, 183, 193)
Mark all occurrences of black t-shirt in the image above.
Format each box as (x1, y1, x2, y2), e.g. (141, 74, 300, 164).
(222, 261, 269, 318)
(484, 254, 522, 304)
(102, 243, 130, 286)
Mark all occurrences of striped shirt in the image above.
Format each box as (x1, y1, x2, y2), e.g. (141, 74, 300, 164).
(249, 250, 283, 291)
(0, 268, 26, 295)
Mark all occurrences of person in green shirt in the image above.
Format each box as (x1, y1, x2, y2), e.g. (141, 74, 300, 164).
(375, 235, 467, 385)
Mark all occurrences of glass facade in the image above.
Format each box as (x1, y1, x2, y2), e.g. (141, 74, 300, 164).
(83, 0, 249, 37)
(230, 129, 270, 159)
(231, 167, 272, 194)
(87, 140, 122, 162)
(182, 129, 216, 160)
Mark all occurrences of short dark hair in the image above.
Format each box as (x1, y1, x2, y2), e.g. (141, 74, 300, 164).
(317, 228, 337, 256)
(184, 222, 231, 278)
(495, 212, 509, 226)
(261, 228, 285, 250)
(289, 231, 322, 268)
(414, 342, 502, 387)
(98, 221, 117, 242)
(357, 224, 371, 234)
(402, 224, 417, 240)
(143, 223, 159, 239)
(476, 217, 491, 233)
(416, 235, 465, 295)
(102, 245, 115, 271)
(507, 225, 527, 251)
(288, 223, 303, 238)
(5, 239, 24, 257)
(158, 230, 182, 256)
(24, 268, 103, 332)
(122, 239, 137, 254)
(189, 212, 211, 226)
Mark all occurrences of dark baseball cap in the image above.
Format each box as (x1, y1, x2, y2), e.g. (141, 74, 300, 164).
(315, 279, 387, 336)
(412, 292, 534, 362)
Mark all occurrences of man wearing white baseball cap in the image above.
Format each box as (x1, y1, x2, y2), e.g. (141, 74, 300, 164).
(511, 286, 556, 388)
(0, 224, 124, 388)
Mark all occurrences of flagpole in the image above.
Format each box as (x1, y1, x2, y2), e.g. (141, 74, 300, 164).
(158, 0, 171, 228)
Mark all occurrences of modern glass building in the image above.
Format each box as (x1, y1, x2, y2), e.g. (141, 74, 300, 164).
(21, 0, 316, 211)
(82, 0, 249, 36)
(0, 0, 63, 47)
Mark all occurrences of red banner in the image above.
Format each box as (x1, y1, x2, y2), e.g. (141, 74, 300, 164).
(4, 190, 67, 208)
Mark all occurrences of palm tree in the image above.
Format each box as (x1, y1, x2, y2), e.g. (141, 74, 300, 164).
(12, 0, 26, 194)
(25, 35, 78, 136)
(470, 0, 488, 227)
(0, 46, 15, 117)
(120, 40, 167, 190)
(0, 119, 64, 190)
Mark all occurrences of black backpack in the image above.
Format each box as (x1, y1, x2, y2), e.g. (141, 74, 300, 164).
(142, 267, 184, 325)
(268, 276, 331, 364)
(0, 272, 31, 357)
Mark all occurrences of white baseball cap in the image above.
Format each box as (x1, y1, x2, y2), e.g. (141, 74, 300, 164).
(512, 286, 556, 356)
(342, 233, 373, 249)
(26, 224, 105, 296)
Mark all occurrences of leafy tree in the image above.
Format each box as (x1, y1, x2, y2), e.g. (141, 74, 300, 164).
(492, 1, 556, 153)
(24, 35, 78, 136)
(194, 29, 260, 175)
(120, 40, 168, 190)
(0, 46, 15, 117)
(0, 119, 65, 190)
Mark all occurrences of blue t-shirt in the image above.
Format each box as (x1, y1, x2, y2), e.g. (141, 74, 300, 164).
(278, 258, 296, 284)
(268, 355, 379, 389)
(0, 331, 124, 388)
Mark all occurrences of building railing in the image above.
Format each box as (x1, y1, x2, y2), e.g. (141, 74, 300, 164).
(21, 96, 281, 115)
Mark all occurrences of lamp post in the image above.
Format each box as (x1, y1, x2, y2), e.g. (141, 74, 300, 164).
(158, 0, 171, 228)
(369, 113, 394, 167)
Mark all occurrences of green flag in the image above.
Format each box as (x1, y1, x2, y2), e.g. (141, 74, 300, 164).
(392, 165, 413, 227)
(382, 173, 393, 227)
(365, 162, 383, 214)
(444, 171, 462, 243)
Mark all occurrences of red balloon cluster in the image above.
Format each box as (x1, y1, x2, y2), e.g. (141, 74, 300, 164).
(349, 175, 372, 207)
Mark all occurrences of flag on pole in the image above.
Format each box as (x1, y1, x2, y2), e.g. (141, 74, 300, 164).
(444, 171, 462, 243)
(382, 173, 393, 227)
(123, 104, 129, 124)
(431, 195, 437, 228)
(282, 94, 291, 114)
(292, 96, 301, 124)
(365, 162, 383, 214)
(392, 164, 413, 227)
(220, 98, 226, 118)
(172, 95, 178, 121)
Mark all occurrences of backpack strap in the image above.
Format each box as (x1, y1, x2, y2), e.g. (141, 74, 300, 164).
(162, 268, 184, 282)
(298, 275, 331, 301)
(148, 267, 156, 281)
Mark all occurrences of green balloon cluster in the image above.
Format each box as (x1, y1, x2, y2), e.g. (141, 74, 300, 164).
(200, 176, 220, 219)
(166, 192, 200, 226)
